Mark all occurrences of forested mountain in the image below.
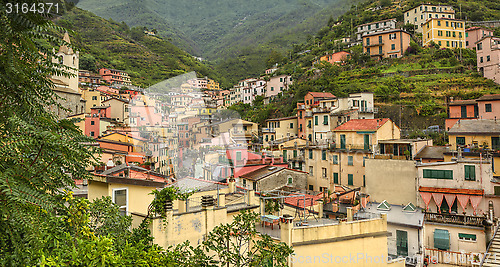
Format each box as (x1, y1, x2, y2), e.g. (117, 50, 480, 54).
(54, 7, 225, 87)
(76, 0, 359, 84)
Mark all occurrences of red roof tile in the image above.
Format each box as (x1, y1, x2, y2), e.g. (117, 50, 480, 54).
(307, 92, 336, 98)
(284, 193, 324, 208)
(334, 118, 391, 131)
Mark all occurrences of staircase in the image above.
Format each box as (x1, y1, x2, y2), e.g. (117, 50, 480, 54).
(481, 224, 500, 266)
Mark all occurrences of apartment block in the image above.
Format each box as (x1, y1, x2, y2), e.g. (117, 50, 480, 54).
(404, 4, 455, 33)
(476, 36, 500, 84)
(363, 29, 411, 59)
(355, 18, 397, 41)
(422, 18, 465, 48)
(466, 27, 493, 49)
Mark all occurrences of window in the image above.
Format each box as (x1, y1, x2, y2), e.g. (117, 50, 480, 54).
(322, 168, 327, 178)
(280, 78, 283, 82)
(308, 134, 312, 141)
(366, 38, 370, 45)
(236, 151, 242, 161)
(348, 156, 353, 166)
(378, 36, 382, 43)
(438, 30, 442, 36)
(322, 150, 326, 160)
(323, 115, 328, 125)
(480, 57, 483, 63)
(446, 41, 450, 47)
(287, 176, 293, 184)
(309, 185, 314, 191)
(348, 174, 353, 186)
(378, 46, 382, 54)
(367, 47, 370, 53)
(309, 166, 313, 175)
(458, 233, 476, 242)
(271, 87, 274, 91)
(265, 135, 268, 141)
(445, 21, 449, 27)
(434, 229, 450, 250)
(391, 44, 395, 50)
(487, 55, 491, 62)
(299, 111, 302, 119)
(396, 230, 408, 257)
(333, 155, 338, 164)
(307, 120, 311, 128)
(456, 137, 466, 146)
(92, 96, 98, 100)
(290, 123, 294, 128)
(486, 103, 492, 112)
(437, 20, 441, 26)
(243, 179, 247, 187)
(309, 149, 313, 159)
(90, 131, 95, 137)
(283, 150, 287, 161)
(314, 116, 318, 125)
(333, 173, 339, 184)
(113, 188, 127, 215)
(423, 169, 453, 179)
(477, 43, 482, 50)
(465, 165, 476, 181)
(452, 31, 456, 37)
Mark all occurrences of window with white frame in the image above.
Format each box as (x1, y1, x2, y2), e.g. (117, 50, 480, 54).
(113, 188, 128, 216)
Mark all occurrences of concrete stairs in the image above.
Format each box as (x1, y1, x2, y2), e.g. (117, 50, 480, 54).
(481, 224, 500, 266)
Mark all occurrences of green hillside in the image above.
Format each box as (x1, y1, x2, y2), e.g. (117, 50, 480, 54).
(227, 0, 500, 132)
(53, 7, 224, 88)
(76, 0, 359, 84)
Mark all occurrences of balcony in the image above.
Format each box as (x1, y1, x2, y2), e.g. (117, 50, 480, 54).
(365, 42, 384, 47)
(359, 107, 379, 113)
(331, 143, 372, 152)
(424, 212, 486, 227)
(262, 128, 276, 133)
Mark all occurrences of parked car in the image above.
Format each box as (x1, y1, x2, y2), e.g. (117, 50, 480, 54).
(423, 125, 441, 134)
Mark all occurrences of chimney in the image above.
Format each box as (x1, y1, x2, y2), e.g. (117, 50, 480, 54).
(228, 178, 236, 193)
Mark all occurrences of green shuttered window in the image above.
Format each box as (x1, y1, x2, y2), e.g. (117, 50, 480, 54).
(423, 169, 453, 179)
(348, 174, 353, 185)
(465, 165, 475, 181)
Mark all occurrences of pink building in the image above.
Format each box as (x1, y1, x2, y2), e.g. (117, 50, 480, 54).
(265, 74, 292, 99)
(466, 27, 493, 49)
(476, 94, 500, 119)
(476, 36, 500, 84)
(445, 94, 500, 130)
(85, 106, 111, 138)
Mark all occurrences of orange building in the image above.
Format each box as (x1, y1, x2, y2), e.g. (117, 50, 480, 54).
(99, 68, 132, 86)
(363, 29, 411, 59)
(319, 51, 350, 65)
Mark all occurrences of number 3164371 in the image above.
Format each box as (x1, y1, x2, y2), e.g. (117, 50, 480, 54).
(5, 3, 59, 14)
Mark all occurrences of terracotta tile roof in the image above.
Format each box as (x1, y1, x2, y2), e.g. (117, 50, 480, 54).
(334, 118, 391, 131)
(449, 99, 477, 106)
(284, 193, 324, 208)
(414, 146, 449, 160)
(476, 94, 500, 101)
(307, 92, 336, 98)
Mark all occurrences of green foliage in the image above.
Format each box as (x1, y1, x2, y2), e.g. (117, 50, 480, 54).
(88, 196, 133, 245)
(149, 187, 195, 216)
(203, 210, 293, 266)
(56, 7, 225, 88)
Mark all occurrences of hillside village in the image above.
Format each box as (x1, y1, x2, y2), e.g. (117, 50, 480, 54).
(9, 0, 500, 266)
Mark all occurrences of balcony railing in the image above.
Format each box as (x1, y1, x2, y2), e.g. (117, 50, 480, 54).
(262, 128, 276, 133)
(424, 212, 485, 227)
(359, 107, 379, 113)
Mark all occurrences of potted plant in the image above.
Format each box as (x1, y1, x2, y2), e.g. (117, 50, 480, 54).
(149, 187, 178, 216)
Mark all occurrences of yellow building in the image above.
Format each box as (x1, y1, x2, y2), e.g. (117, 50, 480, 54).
(81, 88, 102, 114)
(404, 4, 455, 33)
(207, 78, 220, 90)
(263, 116, 298, 148)
(422, 18, 465, 48)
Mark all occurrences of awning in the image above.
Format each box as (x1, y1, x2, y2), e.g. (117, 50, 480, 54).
(444, 194, 456, 209)
(432, 193, 444, 212)
(470, 195, 483, 215)
(457, 195, 470, 212)
(419, 187, 483, 195)
(420, 192, 432, 209)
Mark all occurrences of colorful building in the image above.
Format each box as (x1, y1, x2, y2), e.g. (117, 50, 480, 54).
(422, 18, 465, 48)
(476, 36, 500, 84)
(355, 18, 397, 42)
(465, 26, 493, 49)
(363, 29, 411, 59)
(99, 68, 132, 87)
(318, 51, 350, 65)
(404, 4, 455, 33)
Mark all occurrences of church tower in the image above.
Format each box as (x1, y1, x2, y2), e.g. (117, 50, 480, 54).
(53, 32, 79, 92)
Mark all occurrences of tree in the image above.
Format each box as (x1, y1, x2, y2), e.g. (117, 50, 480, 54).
(0, 0, 99, 264)
(203, 210, 293, 267)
